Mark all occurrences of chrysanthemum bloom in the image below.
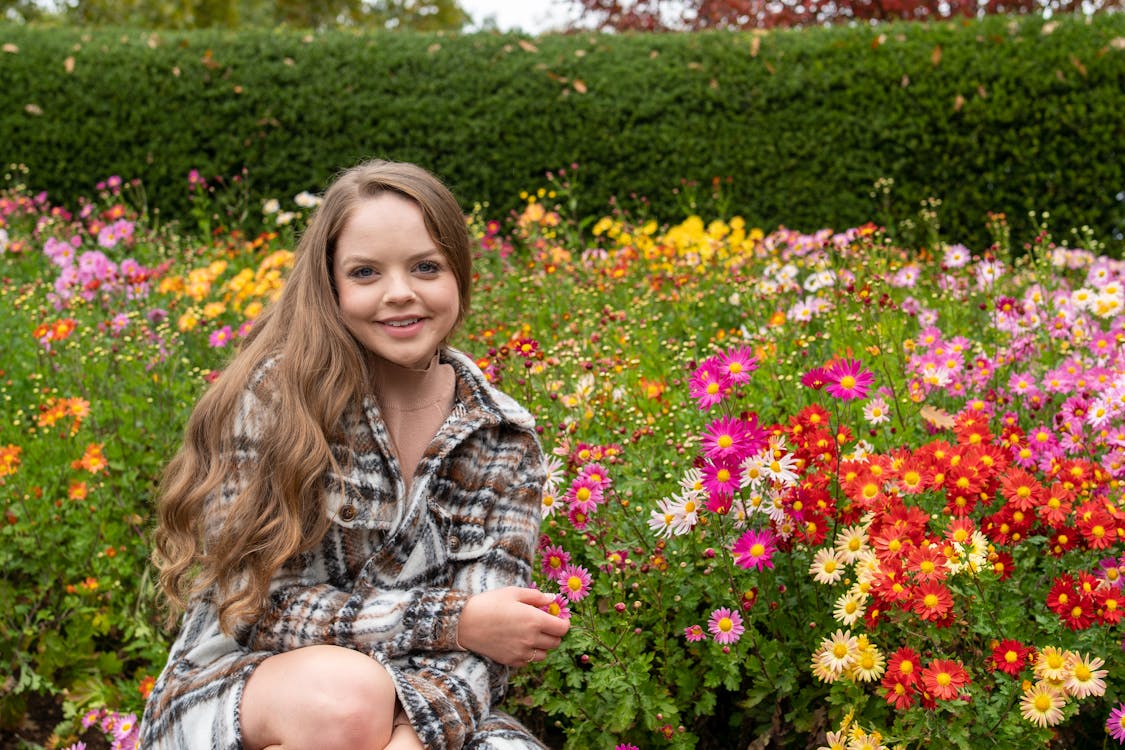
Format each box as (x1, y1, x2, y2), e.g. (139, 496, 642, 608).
(883, 673, 915, 709)
(702, 458, 741, 500)
(885, 647, 922, 690)
(989, 639, 1031, 677)
(718, 346, 758, 385)
(1019, 683, 1066, 728)
(833, 590, 867, 627)
(558, 564, 592, 602)
(1064, 652, 1107, 699)
(920, 658, 970, 701)
(801, 367, 830, 391)
(539, 544, 570, 577)
(732, 527, 776, 571)
(1034, 646, 1071, 682)
(833, 525, 869, 564)
(707, 607, 744, 645)
(816, 630, 858, 677)
(848, 640, 886, 683)
(702, 416, 752, 462)
(1106, 702, 1125, 743)
(566, 476, 604, 515)
(824, 359, 875, 401)
(862, 396, 891, 425)
(647, 499, 680, 539)
(689, 361, 729, 410)
(911, 581, 954, 623)
(809, 548, 847, 585)
(540, 594, 572, 620)
(683, 624, 705, 642)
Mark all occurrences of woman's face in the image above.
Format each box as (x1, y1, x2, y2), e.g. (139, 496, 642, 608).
(332, 193, 460, 369)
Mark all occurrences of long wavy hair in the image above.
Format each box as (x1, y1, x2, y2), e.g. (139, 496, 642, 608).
(153, 159, 472, 633)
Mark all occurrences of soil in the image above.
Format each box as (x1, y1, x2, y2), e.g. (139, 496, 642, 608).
(0, 693, 109, 750)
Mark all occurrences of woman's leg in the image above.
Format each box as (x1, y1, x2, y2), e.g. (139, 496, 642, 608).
(240, 644, 400, 750)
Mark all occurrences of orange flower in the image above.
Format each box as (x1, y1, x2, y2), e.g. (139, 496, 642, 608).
(0, 444, 22, 478)
(68, 481, 88, 500)
(72, 443, 108, 474)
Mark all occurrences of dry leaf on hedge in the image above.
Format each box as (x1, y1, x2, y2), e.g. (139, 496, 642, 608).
(573, 79, 587, 94)
(2, 43, 18, 54)
(931, 44, 942, 65)
(518, 39, 538, 53)
(64, 56, 75, 73)
(25, 103, 43, 116)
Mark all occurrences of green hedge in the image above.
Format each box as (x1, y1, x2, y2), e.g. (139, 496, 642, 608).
(1, 15, 1123, 248)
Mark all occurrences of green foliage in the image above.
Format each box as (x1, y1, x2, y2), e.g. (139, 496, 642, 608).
(3, 160, 1125, 747)
(1, 14, 1124, 253)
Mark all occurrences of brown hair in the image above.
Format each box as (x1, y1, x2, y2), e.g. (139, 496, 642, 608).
(153, 159, 471, 632)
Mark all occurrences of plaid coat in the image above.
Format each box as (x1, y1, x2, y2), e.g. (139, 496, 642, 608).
(139, 349, 548, 750)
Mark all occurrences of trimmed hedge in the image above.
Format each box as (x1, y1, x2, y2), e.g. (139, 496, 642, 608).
(1, 15, 1123, 247)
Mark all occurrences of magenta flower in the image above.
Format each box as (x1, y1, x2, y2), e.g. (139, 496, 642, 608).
(577, 462, 611, 489)
(701, 458, 740, 500)
(559, 564, 592, 602)
(718, 346, 758, 385)
(707, 607, 744, 645)
(1107, 702, 1125, 743)
(539, 544, 570, 578)
(731, 527, 777, 571)
(683, 624, 706, 642)
(801, 367, 829, 390)
(701, 416, 748, 461)
(209, 325, 233, 348)
(566, 475, 603, 514)
(689, 360, 728, 410)
(823, 359, 874, 400)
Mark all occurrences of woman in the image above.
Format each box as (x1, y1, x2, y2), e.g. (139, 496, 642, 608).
(139, 159, 568, 750)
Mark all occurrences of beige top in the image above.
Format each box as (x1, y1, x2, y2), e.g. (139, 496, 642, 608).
(371, 353, 456, 495)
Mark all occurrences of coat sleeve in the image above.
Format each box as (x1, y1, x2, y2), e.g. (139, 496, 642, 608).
(387, 429, 547, 750)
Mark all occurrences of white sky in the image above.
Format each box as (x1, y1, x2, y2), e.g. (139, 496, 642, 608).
(459, 0, 580, 33)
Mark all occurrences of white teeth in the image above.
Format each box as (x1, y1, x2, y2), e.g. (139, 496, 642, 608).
(385, 319, 419, 327)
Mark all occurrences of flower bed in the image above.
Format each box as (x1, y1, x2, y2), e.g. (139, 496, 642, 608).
(1, 165, 1123, 749)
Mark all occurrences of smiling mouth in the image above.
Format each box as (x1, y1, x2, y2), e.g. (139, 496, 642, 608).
(383, 318, 421, 328)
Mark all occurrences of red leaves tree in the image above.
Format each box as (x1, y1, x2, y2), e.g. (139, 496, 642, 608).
(567, 0, 1124, 30)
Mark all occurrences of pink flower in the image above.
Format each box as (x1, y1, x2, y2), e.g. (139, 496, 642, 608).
(559, 564, 592, 602)
(701, 458, 741, 501)
(731, 527, 776, 571)
(209, 325, 233, 348)
(718, 346, 758, 385)
(824, 359, 874, 401)
(566, 475, 603, 515)
(683, 624, 706, 642)
(540, 544, 570, 577)
(540, 594, 572, 620)
(1108, 702, 1125, 742)
(689, 359, 728, 410)
(707, 607, 744, 645)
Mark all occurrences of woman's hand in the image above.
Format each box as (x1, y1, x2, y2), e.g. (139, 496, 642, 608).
(457, 587, 570, 667)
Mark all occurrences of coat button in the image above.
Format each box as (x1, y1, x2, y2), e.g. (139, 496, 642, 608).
(448, 534, 461, 552)
(339, 504, 357, 521)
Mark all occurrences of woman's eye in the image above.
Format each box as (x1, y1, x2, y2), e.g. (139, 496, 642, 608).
(351, 266, 375, 279)
(416, 260, 442, 274)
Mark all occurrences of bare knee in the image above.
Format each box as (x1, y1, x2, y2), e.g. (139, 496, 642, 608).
(242, 645, 398, 750)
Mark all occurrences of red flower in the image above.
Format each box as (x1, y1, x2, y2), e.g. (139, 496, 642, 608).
(921, 659, 970, 701)
(989, 639, 1031, 677)
(885, 647, 922, 688)
(912, 580, 954, 624)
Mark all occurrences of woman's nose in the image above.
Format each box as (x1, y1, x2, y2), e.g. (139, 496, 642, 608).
(383, 273, 417, 303)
